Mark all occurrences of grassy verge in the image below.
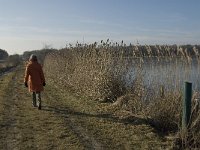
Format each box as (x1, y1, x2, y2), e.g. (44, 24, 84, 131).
(0, 66, 86, 150)
(0, 65, 183, 149)
(43, 43, 200, 148)
(44, 82, 175, 149)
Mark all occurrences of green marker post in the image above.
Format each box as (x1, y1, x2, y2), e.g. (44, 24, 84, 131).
(182, 82, 192, 129)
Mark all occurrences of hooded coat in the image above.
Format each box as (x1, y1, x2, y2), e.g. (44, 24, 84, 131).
(24, 61, 45, 92)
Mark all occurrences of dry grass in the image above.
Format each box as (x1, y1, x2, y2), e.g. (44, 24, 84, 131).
(0, 64, 173, 149)
(44, 82, 174, 149)
(43, 41, 200, 148)
(145, 92, 182, 132)
(0, 66, 85, 150)
(44, 43, 130, 101)
(177, 92, 200, 149)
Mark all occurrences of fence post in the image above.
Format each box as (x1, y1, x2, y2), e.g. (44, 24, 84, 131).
(182, 82, 192, 129)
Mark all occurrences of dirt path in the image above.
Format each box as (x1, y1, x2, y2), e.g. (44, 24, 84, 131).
(0, 66, 174, 150)
(0, 67, 87, 150)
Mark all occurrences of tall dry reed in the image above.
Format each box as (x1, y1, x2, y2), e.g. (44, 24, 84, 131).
(43, 42, 200, 148)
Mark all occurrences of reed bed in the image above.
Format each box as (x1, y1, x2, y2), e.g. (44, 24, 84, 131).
(43, 41, 200, 148)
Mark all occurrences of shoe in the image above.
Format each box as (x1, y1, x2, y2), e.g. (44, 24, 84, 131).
(38, 105, 41, 110)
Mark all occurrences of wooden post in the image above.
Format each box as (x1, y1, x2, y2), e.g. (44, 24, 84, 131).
(182, 82, 192, 129)
(160, 85, 165, 98)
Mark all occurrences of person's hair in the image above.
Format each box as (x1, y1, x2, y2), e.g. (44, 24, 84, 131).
(29, 54, 38, 62)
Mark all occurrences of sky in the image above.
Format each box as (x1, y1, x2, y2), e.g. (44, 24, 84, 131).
(0, 0, 200, 55)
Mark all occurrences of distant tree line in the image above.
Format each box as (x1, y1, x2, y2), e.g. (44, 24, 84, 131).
(6, 54, 21, 66)
(23, 48, 57, 64)
(0, 49, 9, 60)
(0, 49, 21, 72)
(0, 47, 58, 69)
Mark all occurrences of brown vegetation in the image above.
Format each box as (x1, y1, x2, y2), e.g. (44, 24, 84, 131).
(43, 41, 200, 148)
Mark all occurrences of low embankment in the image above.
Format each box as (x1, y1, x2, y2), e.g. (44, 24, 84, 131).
(43, 43, 200, 149)
(0, 65, 175, 149)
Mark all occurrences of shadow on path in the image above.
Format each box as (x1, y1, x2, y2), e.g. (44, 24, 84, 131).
(42, 105, 169, 140)
(42, 105, 149, 126)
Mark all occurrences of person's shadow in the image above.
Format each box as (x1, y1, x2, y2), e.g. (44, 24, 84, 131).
(42, 105, 169, 138)
(42, 105, 150, 126)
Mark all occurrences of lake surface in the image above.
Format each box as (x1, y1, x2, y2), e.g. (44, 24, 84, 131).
(125, 57, 200, 93)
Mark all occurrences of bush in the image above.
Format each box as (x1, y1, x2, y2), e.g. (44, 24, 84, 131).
(44, 45, 131, 101)
(145, 92, 182, 132)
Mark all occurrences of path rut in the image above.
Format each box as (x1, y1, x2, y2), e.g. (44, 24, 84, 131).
(0, 67, 103, 149)
(0, 66, 174, 149)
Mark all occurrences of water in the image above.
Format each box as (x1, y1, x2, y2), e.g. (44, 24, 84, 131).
(125, 57, 200, 92)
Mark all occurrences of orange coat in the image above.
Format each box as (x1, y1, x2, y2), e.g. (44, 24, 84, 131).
(24, 61, 45, 92)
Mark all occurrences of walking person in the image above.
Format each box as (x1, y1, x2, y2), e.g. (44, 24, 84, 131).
(24, 55, 46, 110)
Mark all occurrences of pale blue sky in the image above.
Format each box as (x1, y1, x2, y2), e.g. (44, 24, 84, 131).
(0, 0, 199, 54)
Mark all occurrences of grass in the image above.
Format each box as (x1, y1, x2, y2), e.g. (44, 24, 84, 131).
(43, 41, 200, 148)
(0, 66, 85, 150)
(44, 82, 175, 149)
(0, 64, 183, 149)
(1, 42, 199, 149)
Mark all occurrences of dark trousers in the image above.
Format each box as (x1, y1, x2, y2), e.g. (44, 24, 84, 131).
(32, 92, 41, 107)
